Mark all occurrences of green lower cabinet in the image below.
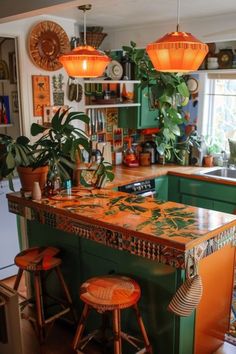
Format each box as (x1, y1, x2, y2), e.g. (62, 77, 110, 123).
(26, 220, 194, 354)
(26, 221, 82, 311)
(79, 238, 194, 354)
(155, 176, 168, 201)
(181, 194, 213, 209)
(168, 176, 236, 214)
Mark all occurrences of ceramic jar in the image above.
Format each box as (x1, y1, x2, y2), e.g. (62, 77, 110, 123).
(207, 57, 219, 70)
(32, 181, 42, 200)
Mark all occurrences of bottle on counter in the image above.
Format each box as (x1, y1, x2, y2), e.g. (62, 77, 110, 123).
(123, 137, 139, 167)
(32, 181, 42, 201)
(142, 141, 157, 164)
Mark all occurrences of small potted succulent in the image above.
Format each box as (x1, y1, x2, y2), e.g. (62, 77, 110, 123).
(203, 137, 221, 167)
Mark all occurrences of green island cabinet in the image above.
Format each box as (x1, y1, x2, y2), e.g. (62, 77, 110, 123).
(168, 175, 236, 214)
(118, 85, 158, 129)
(26, 220, 193, 354)
(155, 175, 168, 201)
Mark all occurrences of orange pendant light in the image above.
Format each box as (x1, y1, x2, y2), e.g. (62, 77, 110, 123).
(146, 0, 208, 73)
(59, 5, 110, 78)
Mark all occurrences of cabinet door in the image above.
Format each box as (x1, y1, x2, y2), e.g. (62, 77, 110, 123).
(138, 86, 158, 128)
(155, 176, 168, 201)
(118, 86, 158, 129)
(213, 200, 236, 214)
(181, 194, 213, 209)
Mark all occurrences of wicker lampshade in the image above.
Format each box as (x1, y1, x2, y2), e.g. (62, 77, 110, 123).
(146, 31, 209, 73)
(59, 4, 110, 78)
(59, 44, 110, 78)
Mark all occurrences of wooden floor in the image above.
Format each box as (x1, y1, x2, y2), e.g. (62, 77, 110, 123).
(2, 276, 236, 354)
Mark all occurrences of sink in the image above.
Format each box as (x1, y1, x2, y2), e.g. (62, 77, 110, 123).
(200, 168, 236, 180)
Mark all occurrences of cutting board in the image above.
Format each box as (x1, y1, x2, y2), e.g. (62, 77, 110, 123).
(97, 142, 112, 164)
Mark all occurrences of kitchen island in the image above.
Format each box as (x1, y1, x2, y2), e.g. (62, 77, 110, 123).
(7, 188, 236, 354)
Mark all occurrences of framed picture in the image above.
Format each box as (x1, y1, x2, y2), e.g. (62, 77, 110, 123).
(32, 75, 50, 117)
(0, 96, 10, 125)
(11, 91, 19, 113)
(8, 52, 17, 84)
(43, 105, 69, 126)
(43, 105, 54, 126)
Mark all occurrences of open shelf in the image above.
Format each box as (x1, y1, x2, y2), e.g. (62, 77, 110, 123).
(0, 124, 13, 127)
(85, 102, 141, 109)
(84, 80, 141, 84)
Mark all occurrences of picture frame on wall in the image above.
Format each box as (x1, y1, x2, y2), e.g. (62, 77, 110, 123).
(8, 52, 17, 84)
(11, 91, 19, 113)
(32, 75, 50, 117)
(43, 105, 69, 126)
(43, 105, 54, 126)
(0, 96, 11, 125)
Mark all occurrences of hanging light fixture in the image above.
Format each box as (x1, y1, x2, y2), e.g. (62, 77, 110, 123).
(59, 4, 110, 78)
(146, 0, 209, 72)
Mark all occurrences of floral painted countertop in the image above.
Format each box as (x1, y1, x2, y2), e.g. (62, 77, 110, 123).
(7, 188, 236, 265)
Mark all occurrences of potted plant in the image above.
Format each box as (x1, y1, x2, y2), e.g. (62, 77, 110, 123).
(122, 41, 190, 161)
(176, 129, 202, 166)
(0, 108, 114, 192)
(203, 136, 221, 167)
(0, 133, 48, 191)
(31, 108, 114, 190)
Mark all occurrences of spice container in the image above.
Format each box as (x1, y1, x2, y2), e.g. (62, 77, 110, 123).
(139, 152, 151, 166)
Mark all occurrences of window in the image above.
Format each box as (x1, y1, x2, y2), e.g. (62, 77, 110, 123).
(202, 74, 236, 152)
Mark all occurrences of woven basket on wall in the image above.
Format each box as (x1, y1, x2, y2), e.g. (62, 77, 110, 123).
(82, 32, 107, 49)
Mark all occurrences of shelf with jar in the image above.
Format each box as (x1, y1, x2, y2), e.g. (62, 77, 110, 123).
(198, 41, 236, 71)
(84, 80, 141, 109)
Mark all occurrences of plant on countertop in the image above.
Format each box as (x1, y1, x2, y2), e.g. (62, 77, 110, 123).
(0, 134, 35, 190)
(122, 41, 190, 161)
(0, 108, 114, 191)
(31, 109, 91, 182)
(203, 136, 222, 156)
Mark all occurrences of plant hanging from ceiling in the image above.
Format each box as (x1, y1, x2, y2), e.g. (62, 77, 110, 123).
(122, 41, 190, 161)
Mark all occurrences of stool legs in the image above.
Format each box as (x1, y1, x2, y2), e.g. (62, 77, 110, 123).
(133, 304, 152, 353)
(72, 303, 90, 351)
(34, 271, 46, 342)
(113, 308, 122, 354)
(55, 266, 77, 322)
(13, 268, 24, 291)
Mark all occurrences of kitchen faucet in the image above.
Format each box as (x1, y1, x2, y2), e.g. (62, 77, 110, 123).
(221, 150, 228, 167)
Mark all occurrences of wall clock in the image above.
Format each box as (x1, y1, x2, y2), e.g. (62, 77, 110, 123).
(218, 49, 233, 69)
(28, 21, 70, 71)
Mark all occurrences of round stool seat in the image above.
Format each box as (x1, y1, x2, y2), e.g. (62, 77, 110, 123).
(14, 246, 61, 271)
(80, 275, 141, 310)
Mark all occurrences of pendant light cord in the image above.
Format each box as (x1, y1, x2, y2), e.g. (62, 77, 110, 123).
(176, 0, 180, 32)
(83, 9, 87, 45)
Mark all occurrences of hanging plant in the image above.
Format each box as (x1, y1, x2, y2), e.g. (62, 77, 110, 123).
(122, 41, 190, 160)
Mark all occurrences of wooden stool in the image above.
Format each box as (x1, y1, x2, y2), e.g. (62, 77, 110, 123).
(14, 246, 75, 342)
(72, 275, 152, 353)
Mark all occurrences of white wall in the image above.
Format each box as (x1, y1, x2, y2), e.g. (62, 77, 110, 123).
(103, 12, 236, 50)
(1, 10, 236, 138)
(0, 15, 85, 138)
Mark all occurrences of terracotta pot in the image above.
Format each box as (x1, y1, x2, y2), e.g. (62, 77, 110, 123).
(17, 165, 49, 193)
(203, 155, 213, 167)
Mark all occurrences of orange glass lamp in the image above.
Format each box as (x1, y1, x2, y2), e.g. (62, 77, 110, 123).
(59, 4, 110, 78)
(146, 0, 208, 73)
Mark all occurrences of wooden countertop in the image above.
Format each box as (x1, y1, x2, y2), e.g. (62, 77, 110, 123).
(107, 164, 236, 188)
(7, 188, 236, 269)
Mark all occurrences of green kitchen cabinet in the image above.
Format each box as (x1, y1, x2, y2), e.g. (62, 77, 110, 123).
(25, 220, 194, 354)
(168, 175, 236, 214)
(155, 175, 168, 201)
(118, 85, 158, 129)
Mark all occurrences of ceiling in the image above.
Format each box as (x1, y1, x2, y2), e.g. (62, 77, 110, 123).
(50, 0, 236, 29)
